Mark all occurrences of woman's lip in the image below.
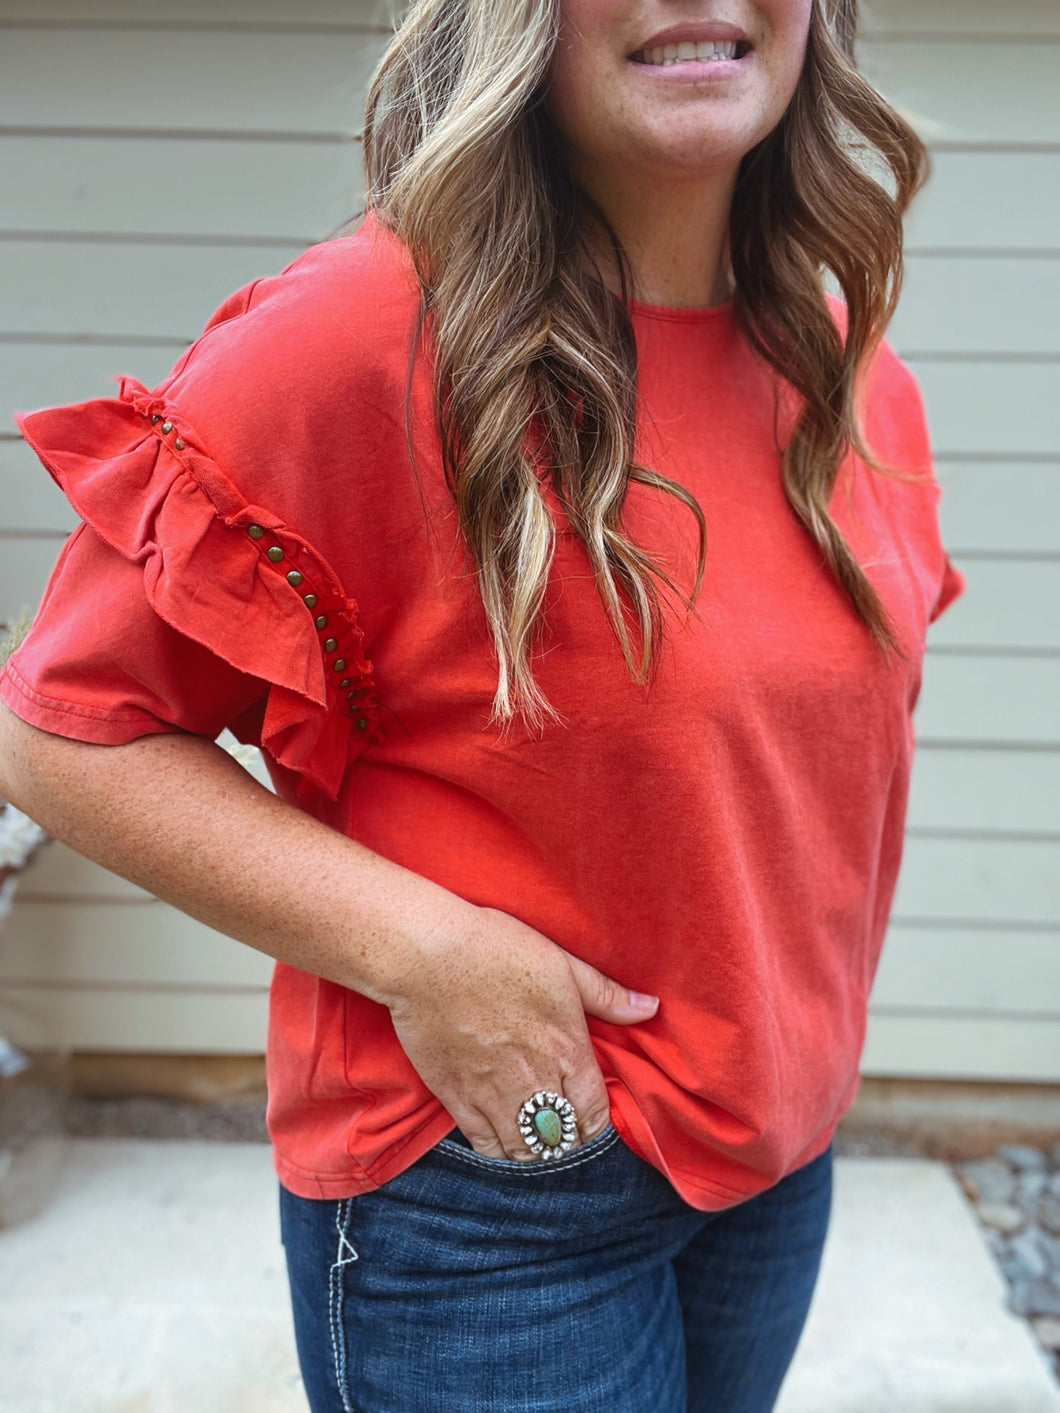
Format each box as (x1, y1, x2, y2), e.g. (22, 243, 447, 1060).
(631, 21, 751, 51)
(627, 51, 753, 81)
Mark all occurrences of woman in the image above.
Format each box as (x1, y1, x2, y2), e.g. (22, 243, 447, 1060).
(0, 0, 964, 1408)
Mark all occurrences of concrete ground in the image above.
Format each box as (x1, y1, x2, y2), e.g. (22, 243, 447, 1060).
(0, 1141, 1058, 1413)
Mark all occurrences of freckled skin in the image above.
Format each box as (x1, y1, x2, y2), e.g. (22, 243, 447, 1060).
(545, 1, 814, 306)
(546, 0, 813, 179)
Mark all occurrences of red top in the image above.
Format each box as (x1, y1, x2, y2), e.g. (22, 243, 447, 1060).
(2, 213, 965, 1210)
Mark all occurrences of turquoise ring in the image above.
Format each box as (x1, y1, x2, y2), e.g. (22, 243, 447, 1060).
(517, 1090, 578, 1159)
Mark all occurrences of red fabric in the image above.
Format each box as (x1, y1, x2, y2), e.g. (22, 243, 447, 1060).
(2, 213, 965, 1209)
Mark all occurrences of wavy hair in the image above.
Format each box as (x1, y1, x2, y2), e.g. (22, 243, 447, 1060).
(362, 0, 929, 731)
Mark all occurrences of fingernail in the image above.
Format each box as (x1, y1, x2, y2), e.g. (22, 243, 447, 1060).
(630, 991, 659, 1014)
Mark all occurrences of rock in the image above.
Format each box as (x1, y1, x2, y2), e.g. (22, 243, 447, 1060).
(957, 1158, 1016, 1205)
(1038, 1231, 1060, 1271)
(1009, 1281, 1060, 1320)
(977, 1202, 1026, 1234)
(998, 1144, 1048, 1172)
(1047, 1172, 1060, 1202)
(1031, 1317, 1060, 1350)
(1049, 1141, 1060, 1170)
(1038, 1196, 1060, 1236)
(1003, 1228, 1052, 1283)
(1017, 1170, 1049, 1205)
(985, 1228, 1009, 1259)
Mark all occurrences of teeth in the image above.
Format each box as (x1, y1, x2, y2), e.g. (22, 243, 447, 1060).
(636, 39, 739, 66)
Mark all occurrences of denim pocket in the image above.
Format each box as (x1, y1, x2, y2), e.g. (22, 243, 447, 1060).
(435, 1120, 620, 1174)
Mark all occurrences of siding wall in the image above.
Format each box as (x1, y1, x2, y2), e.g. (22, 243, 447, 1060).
(1, 1, 1057, 1079)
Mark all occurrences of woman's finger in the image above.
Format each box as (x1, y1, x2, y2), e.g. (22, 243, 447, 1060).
(563, 950, 659, 1024)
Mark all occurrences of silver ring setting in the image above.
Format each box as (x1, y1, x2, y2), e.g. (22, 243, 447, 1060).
(517, 1090, 578, 1159)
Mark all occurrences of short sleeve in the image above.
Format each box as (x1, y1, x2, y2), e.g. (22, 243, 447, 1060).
(2, 523, 269, 745)
(0, 243, 393, 803)
(929, 551, 966, 625)
(860, 338, 968, 634)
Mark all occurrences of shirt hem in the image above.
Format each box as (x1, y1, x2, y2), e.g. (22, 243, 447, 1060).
(269, 1111, 841, 1210)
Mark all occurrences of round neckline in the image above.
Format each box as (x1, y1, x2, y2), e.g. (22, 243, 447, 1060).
(626, 296, 736, 323)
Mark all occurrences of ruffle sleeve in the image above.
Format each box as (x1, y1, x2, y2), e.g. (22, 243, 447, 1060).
(11, 375, 385, 803)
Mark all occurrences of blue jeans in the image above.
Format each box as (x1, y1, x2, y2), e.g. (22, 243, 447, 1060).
(279, 1123, 833, 1412)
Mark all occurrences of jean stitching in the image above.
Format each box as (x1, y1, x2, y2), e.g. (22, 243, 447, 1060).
(328, 1197, 359, 1413)
(434, 1125, 620, 1174)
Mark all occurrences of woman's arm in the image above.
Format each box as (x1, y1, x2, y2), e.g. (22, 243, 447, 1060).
(0, 701, 657, 1156)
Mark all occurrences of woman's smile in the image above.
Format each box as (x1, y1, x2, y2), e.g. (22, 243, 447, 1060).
(628, 20, 755, 83)
(546, 3, 812, 184)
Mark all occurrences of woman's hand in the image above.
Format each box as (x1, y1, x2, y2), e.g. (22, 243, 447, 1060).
(386, 905, 658, 1160)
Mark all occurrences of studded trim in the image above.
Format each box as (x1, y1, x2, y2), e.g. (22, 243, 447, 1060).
(118, 377, 387, 758)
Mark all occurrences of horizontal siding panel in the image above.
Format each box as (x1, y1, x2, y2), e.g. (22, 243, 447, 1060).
(0, 1, 393, 23)
(861, 0, 1060, 36)
(893, 835, 1059, 926)
(893, 258, 1060, 357)
(874, 924, 1060, 1012)
(7, 245, 1055, 359)
(860, 40, 1060, 145)
(1, 151, 1055, 255)
(0, 239, 306, 341)
(906, 153, 1059, 251)
(5, 0, 1059, 35)
(0, 900, 273, 986)
(907, 357, 1060, 457)
(2, 440, 78, 530)
(3, 341, 186, 435)
(0, 983, 267, 1053)
(936, 462, 1060, 557)
(924, 559, 1060, 653)
(916, 655, 1058, 744)
(908, 748, 1060, 833)
(0, 135, 363, 239)
(0, 534, 66, 619)
(0, 30, 389, 134)
(861, 1013, 1060, 1084)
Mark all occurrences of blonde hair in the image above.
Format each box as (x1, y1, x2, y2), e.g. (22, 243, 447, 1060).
(362, 0, 929, 731)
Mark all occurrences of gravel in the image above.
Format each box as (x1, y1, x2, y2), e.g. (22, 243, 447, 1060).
(956, 1141, 1060, 1383)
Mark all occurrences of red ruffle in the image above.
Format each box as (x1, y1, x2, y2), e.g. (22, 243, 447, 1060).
(16, 376, 384, 802)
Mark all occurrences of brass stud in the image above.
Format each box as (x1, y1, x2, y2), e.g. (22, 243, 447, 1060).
(174, 438, 186, 450)
(303, 593, 317, 608)
(355, 717, 369, 731)
(161, 421, 173, 434)
(247, 524, 265, 540)
(346, 690, 357, 702)
(333, 659, 347, 672)
(287, 570, 304, 587)
(150, 415, 161, 425)
(324, 637, 338, 653)
(314, 615, 328, 630)
(339, 679, 352, 689)
(267, 546, 284, 563)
